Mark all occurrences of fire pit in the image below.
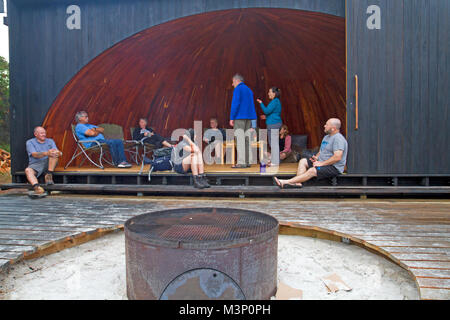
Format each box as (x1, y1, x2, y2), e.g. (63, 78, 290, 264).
(125, 207, 279, 300)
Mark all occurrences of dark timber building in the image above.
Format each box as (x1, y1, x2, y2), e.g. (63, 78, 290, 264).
(4, 0, 449, 184)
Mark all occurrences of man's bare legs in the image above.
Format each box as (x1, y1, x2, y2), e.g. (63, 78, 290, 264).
(182, 149, 210, 189)
(182, 149, 205, 176)
(195, 151, 205, 174)
(48, 156, 58, 171)
(280, 158, 311, 187)
(26, 155, 58, 187)
(274, 167, 317, 188)
(25, 167, 39, 187)
(44, 155, 59, 185)
(274, 158, 317, 188)
(297, 158, 309, 176)
(289, 167, 317, 185)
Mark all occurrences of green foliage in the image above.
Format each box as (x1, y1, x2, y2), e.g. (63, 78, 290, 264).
(0, 56, 9, 151)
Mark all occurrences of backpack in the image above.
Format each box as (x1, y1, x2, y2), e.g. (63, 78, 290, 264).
(147, 155, 173, 181)
(153, 147, 173, 157)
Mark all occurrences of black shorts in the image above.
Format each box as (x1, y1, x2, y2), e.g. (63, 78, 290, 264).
(306, 158, 340, 180)
(173, 163, 191, 174)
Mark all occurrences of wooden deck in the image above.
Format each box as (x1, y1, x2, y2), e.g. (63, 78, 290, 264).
(0, 195, 449, 300)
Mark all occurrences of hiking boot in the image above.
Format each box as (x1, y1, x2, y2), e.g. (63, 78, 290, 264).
(193, 176, 205, 189)
(199, 174, 211, 188)
(44, 173, 54, 185)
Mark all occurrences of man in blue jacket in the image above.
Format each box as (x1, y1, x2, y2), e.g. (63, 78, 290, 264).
(229, 74, 257, 168)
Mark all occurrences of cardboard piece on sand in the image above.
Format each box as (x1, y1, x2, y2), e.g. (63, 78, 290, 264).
(275, 281, 303, 300)
(321, 273, 352, 293)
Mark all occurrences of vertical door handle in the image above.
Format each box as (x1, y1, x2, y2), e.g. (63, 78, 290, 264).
(355, 75, 359, 130)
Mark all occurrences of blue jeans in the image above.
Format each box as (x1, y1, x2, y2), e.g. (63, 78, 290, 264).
(101, 139, 127, 165)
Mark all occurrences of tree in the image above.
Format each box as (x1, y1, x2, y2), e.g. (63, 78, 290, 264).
(0, 56, 9, 152)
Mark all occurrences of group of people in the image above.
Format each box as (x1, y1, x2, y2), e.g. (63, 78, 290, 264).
(24, 73, 347, 194)
(25, 111, 212, 194)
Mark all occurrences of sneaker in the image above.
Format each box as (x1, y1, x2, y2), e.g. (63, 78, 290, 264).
(44, 173, 54, 185)
(118, 162, 132, 168)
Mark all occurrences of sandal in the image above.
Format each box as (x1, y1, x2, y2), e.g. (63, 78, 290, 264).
(273, 177, 283, 189)
(231, 164, 247, 169)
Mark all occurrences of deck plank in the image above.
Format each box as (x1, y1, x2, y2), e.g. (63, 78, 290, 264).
(0, 221, 123, 228)
(0, 239, 49, 246)
(0, 245, 36, 253)
(420, 288, 450, 300)
(416, 278, 450, 289)
(0, 226, 100, 233)
(0, 233, 77, 241)
(0, 251, 23, 260)
(390, 253, 449, 261)
(0, 229, 79, 236)
(413, 269, 450, 278)
(364, 240, 450, 248)
(384, 247, 450, 255)
(403, 261, 450, 269)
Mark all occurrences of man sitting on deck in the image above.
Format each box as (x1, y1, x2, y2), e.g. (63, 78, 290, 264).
(74, 111, 132, 168)
(25, 126, 62, 195)
(273, 118, 348, 189)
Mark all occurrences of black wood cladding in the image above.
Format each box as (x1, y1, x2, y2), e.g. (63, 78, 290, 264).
(346, 0, 449, 174)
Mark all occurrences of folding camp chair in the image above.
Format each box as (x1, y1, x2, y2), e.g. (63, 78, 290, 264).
(99, 123, 141, 165)
(64, 124, 114, 169)
(130, 127, 157, 173)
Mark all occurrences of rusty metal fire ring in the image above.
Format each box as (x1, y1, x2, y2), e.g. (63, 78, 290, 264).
(125, 207, 279, 249)
(125, 207, 279, 299)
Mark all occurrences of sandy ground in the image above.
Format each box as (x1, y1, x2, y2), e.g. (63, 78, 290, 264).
(0, 232, 419, 300)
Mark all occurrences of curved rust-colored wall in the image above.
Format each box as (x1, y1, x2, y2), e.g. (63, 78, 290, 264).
(43, 8, 345, 166)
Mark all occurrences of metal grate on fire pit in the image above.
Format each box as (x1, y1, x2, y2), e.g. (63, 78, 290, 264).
(125, 207, 279, 249)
